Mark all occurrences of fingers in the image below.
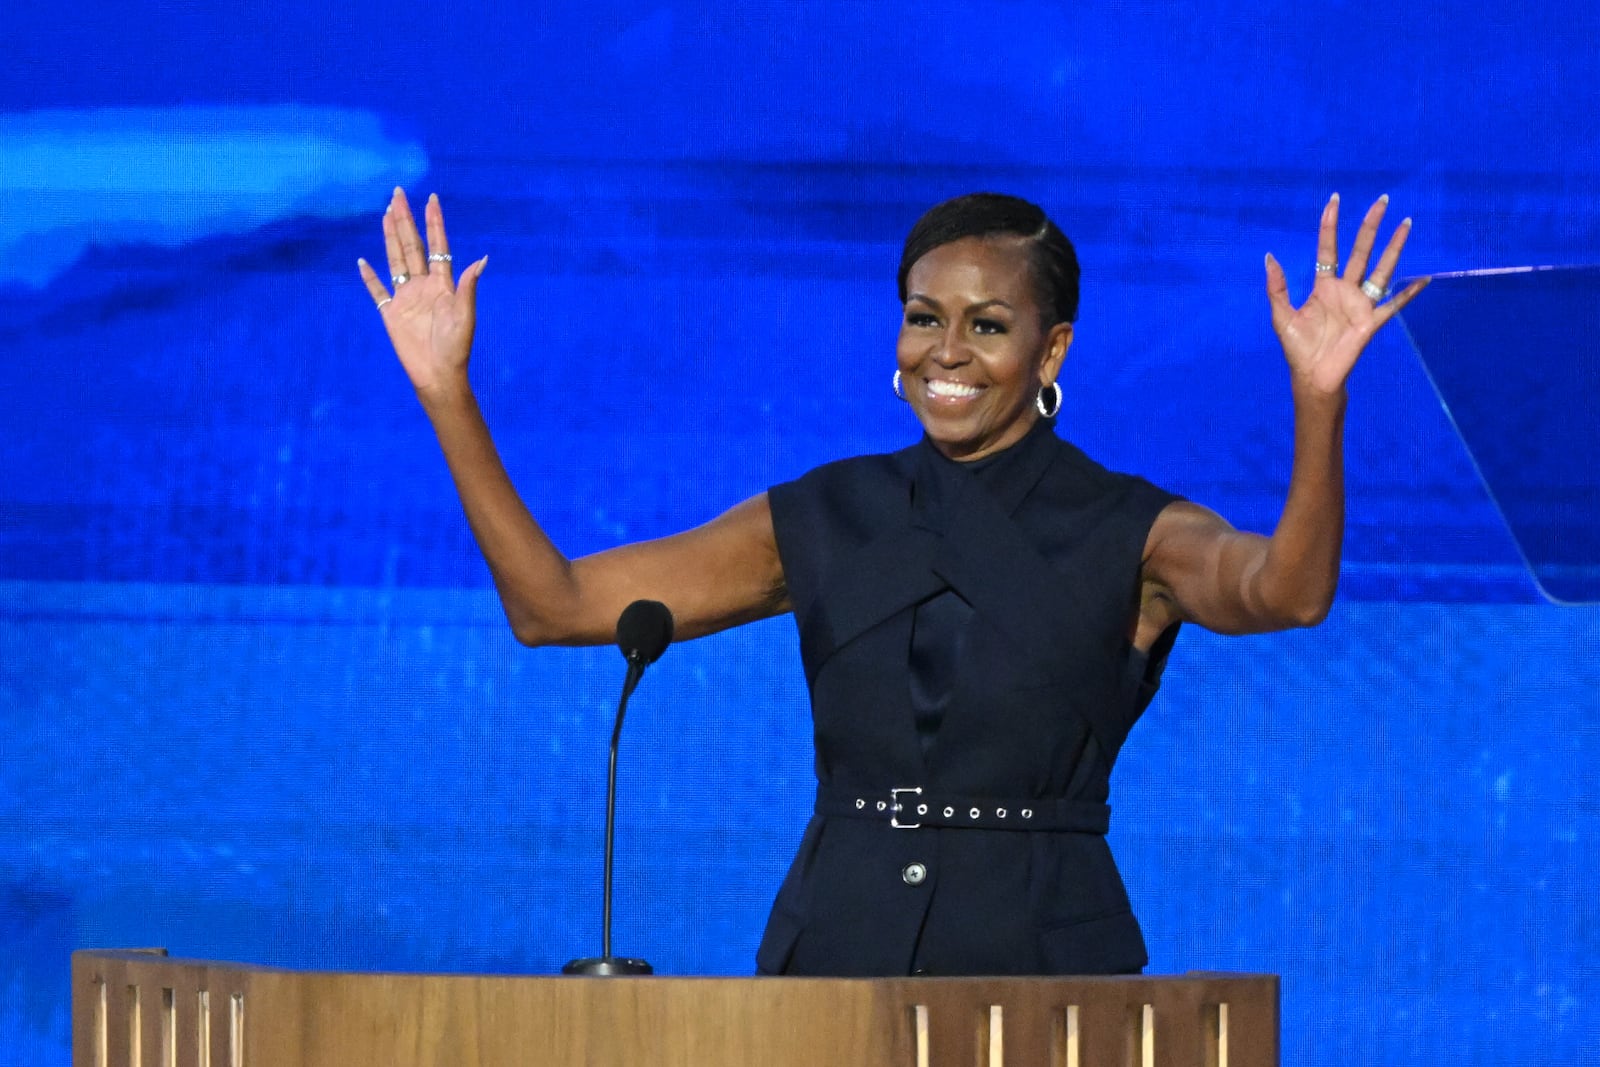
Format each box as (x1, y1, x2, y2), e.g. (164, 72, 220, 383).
(1372, 276, 1430, 327)
(356, 258, 392, 310)
(455, 255, 489, 307)
(1343, 195, 1389, 283)
(382, 203, 408, 284)
(390, 188, 429, 280)
(424, 193, 455, 287)
(1315, 193, 1340, 277)
(1264, 252, 1293, 330)
(1364, 216, 1412, 294)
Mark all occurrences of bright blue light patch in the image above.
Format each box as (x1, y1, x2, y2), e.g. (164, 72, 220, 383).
(0, 106, 427, 288)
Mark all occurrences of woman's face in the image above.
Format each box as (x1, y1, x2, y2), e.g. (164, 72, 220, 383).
(897, 236, 1072, 462)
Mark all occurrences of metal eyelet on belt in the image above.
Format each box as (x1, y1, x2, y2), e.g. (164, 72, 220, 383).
(943, 806, 955, 818)
(996, 808, 1007, 818)
(969, 807, 980, 819)
(917, 803, 928, 816)
(876, 800, 888, 811)
(1022, 808, 1034, 819)
(855, 799, 865, 809)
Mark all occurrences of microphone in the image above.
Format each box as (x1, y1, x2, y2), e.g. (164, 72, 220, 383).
(616, 597, 674, 676)
(562, 600, 674, 977)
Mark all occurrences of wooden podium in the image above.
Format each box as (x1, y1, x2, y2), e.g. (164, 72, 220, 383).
(73, 949, 1277, 1066)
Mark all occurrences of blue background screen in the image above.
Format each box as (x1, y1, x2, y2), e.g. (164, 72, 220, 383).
(2, 3, 1597, 1063)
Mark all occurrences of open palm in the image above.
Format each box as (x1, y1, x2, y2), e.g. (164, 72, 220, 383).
(1266, 194, 1428, 397)
(358, 188, 487, 397)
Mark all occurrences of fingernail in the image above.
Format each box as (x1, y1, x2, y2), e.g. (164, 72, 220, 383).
(1330, 191, 1340, 202)
(1402, 217, 1413, 226)
(429, 192, 438, 203)
(393, 186, 403, 196)
(357, 257, 366, 266)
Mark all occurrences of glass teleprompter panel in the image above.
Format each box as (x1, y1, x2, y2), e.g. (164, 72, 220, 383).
(1396, 265, 1600, 604)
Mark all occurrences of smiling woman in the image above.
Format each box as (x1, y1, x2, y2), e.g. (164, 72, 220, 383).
(359, 185, 1426, 976)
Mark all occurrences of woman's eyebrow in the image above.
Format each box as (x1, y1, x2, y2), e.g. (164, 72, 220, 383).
(906, 294, 1014, 314)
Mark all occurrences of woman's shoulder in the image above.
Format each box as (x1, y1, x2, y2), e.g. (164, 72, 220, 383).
(772, 442, 919, 502)
(1043, 433, 1177, 509)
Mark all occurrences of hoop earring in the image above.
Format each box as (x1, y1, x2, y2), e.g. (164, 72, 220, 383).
(1035, 381, 1062, 419)
(893, 370, 907, 402)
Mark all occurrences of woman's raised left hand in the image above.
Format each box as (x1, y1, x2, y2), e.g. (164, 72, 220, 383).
(1265, 193, 1429, 398)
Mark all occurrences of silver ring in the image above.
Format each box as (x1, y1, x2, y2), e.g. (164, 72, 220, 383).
(1360, 279, 1386, 301)
(391, 272, 411, 287)
(427, 253, 453, 264)
(1314, 261, 1338, 275)
(375, 297, 392, 309)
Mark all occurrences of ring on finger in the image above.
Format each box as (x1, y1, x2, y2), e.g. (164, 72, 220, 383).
(391, 272, 411, 287)
(1314, 261, 1338, 275)
(427, 253, 453, 264)
(375, 297, 393, 310)
(1360, 278, 1386, 301)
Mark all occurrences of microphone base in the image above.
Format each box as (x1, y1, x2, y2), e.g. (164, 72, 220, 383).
(562, 956, 654, 976)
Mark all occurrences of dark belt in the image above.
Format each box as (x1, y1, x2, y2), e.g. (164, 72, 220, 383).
(815, 784, 1110, 833)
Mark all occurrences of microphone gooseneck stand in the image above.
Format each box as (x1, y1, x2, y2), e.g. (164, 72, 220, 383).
(563, 600, 674, 977)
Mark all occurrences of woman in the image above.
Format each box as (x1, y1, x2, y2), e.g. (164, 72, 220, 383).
(358, 189, 1425, 976)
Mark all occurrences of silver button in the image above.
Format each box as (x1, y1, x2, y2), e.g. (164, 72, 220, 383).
(901, 862, 928, 886)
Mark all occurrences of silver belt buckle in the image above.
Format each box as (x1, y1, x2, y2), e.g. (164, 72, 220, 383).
(889, 786, 923, 829)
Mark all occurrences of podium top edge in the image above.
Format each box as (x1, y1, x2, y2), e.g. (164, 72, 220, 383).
(72, 949, 1277, 985)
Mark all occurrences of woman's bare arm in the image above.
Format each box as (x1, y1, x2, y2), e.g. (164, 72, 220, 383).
(359, 188, 788, 647)
(1138, 193, 1427, 639)
(427, 384, 787, 645)
(1139, 389, 1344, 637)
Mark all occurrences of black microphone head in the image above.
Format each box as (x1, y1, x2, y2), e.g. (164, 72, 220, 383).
(615, 599, 674, 666)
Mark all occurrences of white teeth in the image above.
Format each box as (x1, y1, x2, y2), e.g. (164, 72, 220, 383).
(926, 379, 981, 399)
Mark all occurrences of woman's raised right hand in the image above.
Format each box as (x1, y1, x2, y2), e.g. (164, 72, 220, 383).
(358, 188, 487, 401)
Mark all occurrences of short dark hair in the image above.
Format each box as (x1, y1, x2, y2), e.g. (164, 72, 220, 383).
(897, 193, 1080, 327)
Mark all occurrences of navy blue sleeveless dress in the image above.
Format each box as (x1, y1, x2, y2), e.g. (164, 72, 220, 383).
(759, 419, 1179, 976)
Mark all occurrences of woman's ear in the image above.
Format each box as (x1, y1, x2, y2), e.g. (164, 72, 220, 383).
(1040, 322, 1074, 385)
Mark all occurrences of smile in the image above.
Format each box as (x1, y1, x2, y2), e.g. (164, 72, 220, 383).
(925, 379, 983, 400)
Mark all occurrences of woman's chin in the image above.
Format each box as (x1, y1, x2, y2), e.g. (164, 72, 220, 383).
(916, 409, 1035, 461)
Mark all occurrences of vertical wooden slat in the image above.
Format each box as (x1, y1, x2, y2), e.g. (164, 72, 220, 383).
(166, 975, 200, 1067)
(96, 978, 109, 1067)
(1203, 1002, 1228, 1067)
(127, 984, 143, 1067)
(913, 1003, 930, 1067)
(229, 992, 245, 1067)
(1060, 1004, 1080, 1067)
(100, 971, 129, 1067)
(197, 991, 212, 1067)
(161, 988, 176, 1067)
